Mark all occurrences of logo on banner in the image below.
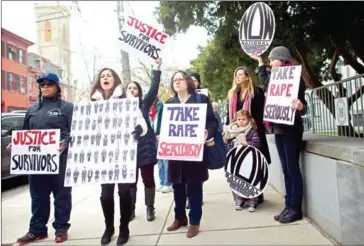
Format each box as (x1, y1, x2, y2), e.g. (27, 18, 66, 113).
(335, 98, 349, 126)
(224, 145, 270, 199)
(239, 2, 276, 56)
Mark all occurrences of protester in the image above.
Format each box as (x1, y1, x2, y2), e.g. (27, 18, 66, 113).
(225, 66, 271, 206)
(125, 58, 162, 222)
(90, 67, 148, 245)
(223, 110, 260, 212)
(252, 46, 306, 224)
(6, 73, 73, 244)
(152, 97, 172, 193)
(165, 70, 218, 238)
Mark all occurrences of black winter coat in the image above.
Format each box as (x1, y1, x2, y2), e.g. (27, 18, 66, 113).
(226, 87, 271, 164)
(136, 70, 161, 167)
(166, 93, 218, 184)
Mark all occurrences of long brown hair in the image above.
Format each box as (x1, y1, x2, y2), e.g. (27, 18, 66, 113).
(235, 110, 257, 131)
(90, 68, 123, 100)
(227, 66, 256, 101)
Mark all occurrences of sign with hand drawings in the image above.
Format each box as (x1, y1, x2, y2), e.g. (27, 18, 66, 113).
(157, 103, 207, 161)
(225, 145, 270, 199)
(64, 98, 139, 187)
(10, 129, 60, 174)
(239, 2, 276, 56)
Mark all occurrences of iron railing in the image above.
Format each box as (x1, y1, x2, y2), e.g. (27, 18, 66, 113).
(303, 74, 364, 138)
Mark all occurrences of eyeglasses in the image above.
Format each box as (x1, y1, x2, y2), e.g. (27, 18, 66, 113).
(173, 78, 186, 83)
(39, 82, 55, 87)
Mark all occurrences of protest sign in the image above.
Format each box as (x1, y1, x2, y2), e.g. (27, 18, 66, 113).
(10, 129, 60, 175)
(64, 98, 139, 187)
(118, 16, 169, 66)
(196, 88, 209, 97)
(157, 103, 207, 161)
(263, 65, 302, 125)
(239, 2, 275, 56)
(225, 145, 270, 199)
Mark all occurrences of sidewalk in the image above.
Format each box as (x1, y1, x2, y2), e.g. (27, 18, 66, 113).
(2, 168, 334, 245)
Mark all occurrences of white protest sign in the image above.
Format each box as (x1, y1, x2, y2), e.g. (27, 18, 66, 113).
(64, 98, 139, 187)
(157, 104, 207, 162)
(10, 129, 60, 174)
(225, 145, 270, 199)
(263, 65, 302, 125)
(118, 16, 169, 66)
(196, 88, 209, 97)
(239, 2, 275, 56)
(335, 98, 349, 126)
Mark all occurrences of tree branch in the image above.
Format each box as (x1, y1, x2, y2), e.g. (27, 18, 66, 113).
(329, 47, 341, 81)
(339, 46, 364, 74)
(348, 84, 364, 106)
(294, 47, 322, 88)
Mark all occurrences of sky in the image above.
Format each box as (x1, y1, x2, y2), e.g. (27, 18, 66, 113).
(1, 1, 210, 91)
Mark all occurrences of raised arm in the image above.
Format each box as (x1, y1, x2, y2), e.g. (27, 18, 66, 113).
(142, 58, 162, 112)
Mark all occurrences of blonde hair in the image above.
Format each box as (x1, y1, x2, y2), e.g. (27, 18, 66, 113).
(227, 66, 255, 101)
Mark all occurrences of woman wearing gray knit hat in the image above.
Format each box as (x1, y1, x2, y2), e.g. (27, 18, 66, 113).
(251, 46, 307, 224)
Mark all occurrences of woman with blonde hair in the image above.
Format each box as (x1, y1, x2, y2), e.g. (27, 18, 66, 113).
(225, 66, 271, 208)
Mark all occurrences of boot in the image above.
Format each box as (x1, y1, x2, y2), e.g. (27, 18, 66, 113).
(145, 187, 156, 221)
(167, 217, 188, 231)
(117, 191, 131, 246)
(186, 225, 200, 238)
(274, 207, 289, 221)
(100, 198, 115, 245)
(129, 187, 137, 221)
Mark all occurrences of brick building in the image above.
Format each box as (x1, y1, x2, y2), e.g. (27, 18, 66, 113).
(1, 28, 34, 112)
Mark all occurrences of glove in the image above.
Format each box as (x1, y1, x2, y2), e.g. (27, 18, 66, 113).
(131, 125, 143, 141)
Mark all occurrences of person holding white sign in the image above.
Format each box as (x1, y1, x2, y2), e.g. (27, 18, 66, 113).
(164, 70, 218, 238)
(7, 73, 73, 244)
(90, 68, 148, 246)
(125, 58, 162, 222)
(252, 46, 307, 224)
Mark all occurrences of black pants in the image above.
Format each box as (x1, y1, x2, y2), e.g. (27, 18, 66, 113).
(29, 154, 72, 236)
(130, 164, 155, 188)
(275, 133, 303, 212)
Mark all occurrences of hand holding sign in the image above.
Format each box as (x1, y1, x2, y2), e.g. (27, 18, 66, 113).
(154, 58, 162, 70)
(58, 140, 67, 153)
(6, 143, 12, 152)
(291, 99, 304, 111)
(251, 52, 265, 66)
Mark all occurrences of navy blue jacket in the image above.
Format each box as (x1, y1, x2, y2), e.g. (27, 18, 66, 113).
(136, 70, 161, 167)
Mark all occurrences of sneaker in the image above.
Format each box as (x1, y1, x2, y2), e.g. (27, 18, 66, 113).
(235, 199, 244, 210)
(156, 185, 163, 192)
(161, 186, 172, 193)
(248, 205, 256, 212)
(17, 232, 48, 245)
(55, 231, 68, 243)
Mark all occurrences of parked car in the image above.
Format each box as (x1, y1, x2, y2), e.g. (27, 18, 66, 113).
(1, 112, 26, 180)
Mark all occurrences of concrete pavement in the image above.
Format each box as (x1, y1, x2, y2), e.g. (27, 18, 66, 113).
(2, 168, 335, 245)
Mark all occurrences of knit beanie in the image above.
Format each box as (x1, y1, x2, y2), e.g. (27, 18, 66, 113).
(268, 46, 292, 61)
(189, 72, 201, 87)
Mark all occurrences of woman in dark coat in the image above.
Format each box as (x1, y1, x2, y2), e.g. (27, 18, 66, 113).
(165, 70, 218, 238)
(225, 66, 271, 206)
(125, 58, 162, 222)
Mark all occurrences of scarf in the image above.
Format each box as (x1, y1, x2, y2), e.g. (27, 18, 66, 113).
(90, 85, 124, 101)
(149, 108, 157, 120)
(229, 89, 252, 123)
(224, 122, 252, 147)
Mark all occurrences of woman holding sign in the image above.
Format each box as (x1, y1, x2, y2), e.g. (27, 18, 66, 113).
(252, 46, 307, 224)
(164, 70, 218, 238)
(90, 68, 148, 246)
(125, 58, 162, 222)
(225, 66, 271, 208)
(7, 73, 73, 244)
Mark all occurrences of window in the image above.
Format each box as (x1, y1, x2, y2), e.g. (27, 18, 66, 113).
(7, 73, 13, 90)
(1, 41, 5, 57)
(7, 45, 18, 61)
(19, 76, 27, 93)
(44, 21, 52, 42)
(1, 70, 6, 89)
(15, 75, 21, 91)
(1, 115, 26, 134)
(19, 49, 24, 64)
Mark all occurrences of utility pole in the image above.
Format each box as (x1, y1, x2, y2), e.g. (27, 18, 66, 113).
(116, 1, 131, 87)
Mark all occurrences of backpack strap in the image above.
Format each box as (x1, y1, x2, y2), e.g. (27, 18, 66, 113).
(196, 93, 202, 103)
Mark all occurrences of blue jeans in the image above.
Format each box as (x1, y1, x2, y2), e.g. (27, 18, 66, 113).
(275, 133, 303, 212)
(158, 159, 171, 186)
(28, 153, 72, 236)
(173, 182, 203, 225)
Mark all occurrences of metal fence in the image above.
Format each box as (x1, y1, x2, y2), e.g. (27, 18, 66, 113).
(303, 74, 364, 138)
